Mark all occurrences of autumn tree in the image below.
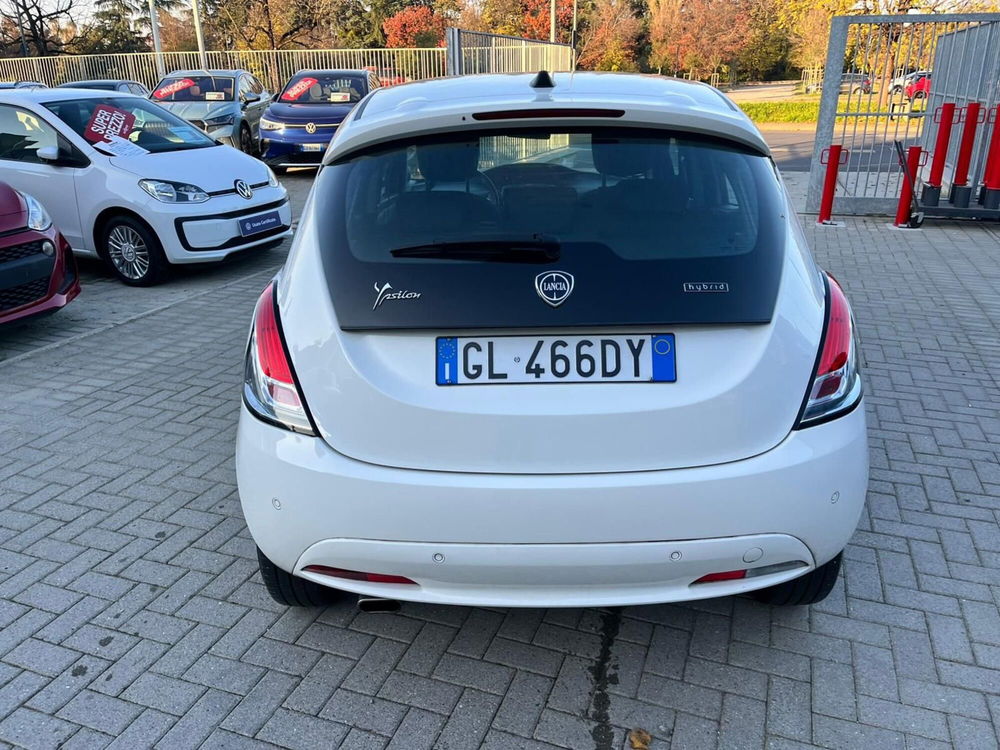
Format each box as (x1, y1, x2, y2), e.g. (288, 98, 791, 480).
(157, 8, 199, 50)
(382, 4, 445, 46)
(674, 0, 751, 79)
(647, 0, 683, 74)
(577, 0, 641, 70)
(480, 0, 524, 36)
(735, 0, 790, 80)
(521, 0, 573, 42)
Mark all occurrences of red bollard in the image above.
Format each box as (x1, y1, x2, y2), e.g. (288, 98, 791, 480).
(928, 104, 957, 188)
(984, 105, 1000, 210)
(895, 146, 923, 227)
(818, 145, 847, 224)
(952, 102, 982, 207)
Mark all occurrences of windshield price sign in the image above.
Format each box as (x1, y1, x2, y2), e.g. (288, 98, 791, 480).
(153, 78, 195, 99)
(83, 105, 136, 143)
(281, 77, 318, 101)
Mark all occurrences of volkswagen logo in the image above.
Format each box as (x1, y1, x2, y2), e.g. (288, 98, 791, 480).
(535, 270, 574, 307)
(305, 122, 316, 134)
(234, 180, 253, 200)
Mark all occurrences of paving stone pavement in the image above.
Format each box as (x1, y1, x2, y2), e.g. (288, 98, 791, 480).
(2, 193, 1000, 748)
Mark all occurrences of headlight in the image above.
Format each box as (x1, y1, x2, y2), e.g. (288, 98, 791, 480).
(259, 117, 284, 131)
(203, 114, 235, 128)
(267, 167, 279, 188)
(20, 192, 52, 231)
(139, 179, 210, 203)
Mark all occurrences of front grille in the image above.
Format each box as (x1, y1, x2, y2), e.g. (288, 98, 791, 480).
(0, 240, 43, 263)
(0, 277, 49, 312)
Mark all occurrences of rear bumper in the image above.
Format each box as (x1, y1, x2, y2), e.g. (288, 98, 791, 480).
(236, 403, 868, 607)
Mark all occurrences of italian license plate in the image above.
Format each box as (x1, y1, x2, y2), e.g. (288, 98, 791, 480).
(302, 143, 325, 152)
(436, 334, 676, 385)
(238, 210, 282, 237)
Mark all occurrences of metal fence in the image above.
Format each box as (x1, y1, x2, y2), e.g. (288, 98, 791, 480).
(445, 29, 575, 76)
(806, 13, 1000, 215)
(0, 48, 447, 93)
(924, 23, 1000, 194)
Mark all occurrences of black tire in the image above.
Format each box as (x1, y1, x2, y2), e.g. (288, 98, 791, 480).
(750, 553, 842, 606)
(257, 547, 343, 607)
(271, 165, 287, 175)
(239, 124, 256, 156)
(100, 214, 169, 286)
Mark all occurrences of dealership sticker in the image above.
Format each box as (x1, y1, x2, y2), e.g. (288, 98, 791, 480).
(329, 92, 351, 102)
(91, 134, 148, 157)
(152, 78, 195, 99)
(281, 77, 318, 101)
(83, 105, 136, 144)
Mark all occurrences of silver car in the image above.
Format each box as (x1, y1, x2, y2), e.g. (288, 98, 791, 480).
(150, 69, 271, 154)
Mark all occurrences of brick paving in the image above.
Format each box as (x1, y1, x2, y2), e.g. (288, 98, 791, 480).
(1, 175, 1000, 748)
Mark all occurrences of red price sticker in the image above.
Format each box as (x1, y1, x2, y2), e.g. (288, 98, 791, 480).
(83, 105, 136, 143)
(153, 78, 195, 100)
(281, 77, 318, 101)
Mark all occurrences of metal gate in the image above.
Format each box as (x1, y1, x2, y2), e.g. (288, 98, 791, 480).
(806, 13, 1000, 215)
(445, 29, 575, 76)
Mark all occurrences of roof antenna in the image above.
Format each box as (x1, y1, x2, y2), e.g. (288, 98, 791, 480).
(529, 71, 555, 89)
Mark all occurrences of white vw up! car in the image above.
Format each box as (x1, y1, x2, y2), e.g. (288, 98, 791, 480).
(0, 89, 290, 285)
(237, 72, 868, 609)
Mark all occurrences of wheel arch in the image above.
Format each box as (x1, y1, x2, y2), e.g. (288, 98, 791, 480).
(93, 207, 159, 259)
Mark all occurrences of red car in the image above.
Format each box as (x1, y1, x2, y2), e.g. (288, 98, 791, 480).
(906, 72, 931, 101)
(0, 182, 79, 325)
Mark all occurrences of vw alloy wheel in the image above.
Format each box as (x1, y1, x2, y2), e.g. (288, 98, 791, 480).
(107, 224, 150, 281)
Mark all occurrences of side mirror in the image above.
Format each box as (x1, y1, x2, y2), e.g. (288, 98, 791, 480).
(37, 145, 60, 163)
(242, 93, 260, 107)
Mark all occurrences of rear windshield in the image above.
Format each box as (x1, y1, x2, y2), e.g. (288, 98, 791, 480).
(316, 127, 785, 330)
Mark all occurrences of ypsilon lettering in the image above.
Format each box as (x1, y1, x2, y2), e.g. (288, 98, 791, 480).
(372, 282, 422, 310)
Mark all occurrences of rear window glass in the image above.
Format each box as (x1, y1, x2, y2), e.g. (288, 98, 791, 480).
(340, 131, 763, 262)
(316, 127, 785, 330)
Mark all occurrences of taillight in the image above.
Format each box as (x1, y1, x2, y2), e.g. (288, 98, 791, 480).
(796, 273, 862, 428)
(243, 282, 315, 435)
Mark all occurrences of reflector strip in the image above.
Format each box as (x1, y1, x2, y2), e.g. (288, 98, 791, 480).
(693, 569, 747, 584)
(302, 565, 417, 585)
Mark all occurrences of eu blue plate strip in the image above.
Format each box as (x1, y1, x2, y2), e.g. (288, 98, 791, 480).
(437, 337, 458, 385)
(651, 334, 676, 382)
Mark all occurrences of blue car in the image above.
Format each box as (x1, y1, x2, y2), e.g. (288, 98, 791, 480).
(259, 70, 381, 172)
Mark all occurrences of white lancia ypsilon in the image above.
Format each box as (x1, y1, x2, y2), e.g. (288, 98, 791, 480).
(237, 72, 868, 609)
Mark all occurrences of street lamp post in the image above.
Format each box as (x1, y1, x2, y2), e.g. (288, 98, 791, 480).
(148, 0, 165, 78)
(549, 0, 556, 42)
(191, 0, 208, 68)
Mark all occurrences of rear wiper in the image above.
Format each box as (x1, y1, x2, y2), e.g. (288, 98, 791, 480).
(390, 238, 560, 263)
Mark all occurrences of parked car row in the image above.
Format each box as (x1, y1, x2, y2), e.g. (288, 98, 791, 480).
(804, 70, 932, 102)
(0, 65, 380, 324)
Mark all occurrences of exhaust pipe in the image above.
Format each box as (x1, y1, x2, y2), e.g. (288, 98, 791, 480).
(357, 597, 401, 613)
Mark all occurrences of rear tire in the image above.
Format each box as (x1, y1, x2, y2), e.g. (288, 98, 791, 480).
(750, 553, 842, 606)
(257, 547, 343, 607)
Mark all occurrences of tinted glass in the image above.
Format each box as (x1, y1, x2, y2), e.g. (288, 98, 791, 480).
(45, 97, 216, 153)
(151, 75, 235, 102)
(279, 74, 366, 103)
(317, 127, 786, 330)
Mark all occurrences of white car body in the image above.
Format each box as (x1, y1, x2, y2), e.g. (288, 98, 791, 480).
(0, 89, 291, 266)
(237, 72, 869, 608)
